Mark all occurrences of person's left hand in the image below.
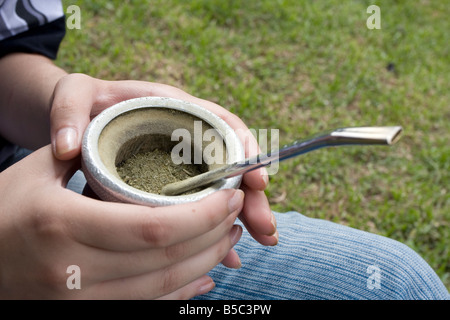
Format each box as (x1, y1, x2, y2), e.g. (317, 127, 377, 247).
(50, 73, 278, 247)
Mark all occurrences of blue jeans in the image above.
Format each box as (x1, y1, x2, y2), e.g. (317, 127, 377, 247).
(196, 212, 449, 300)
(2, 147, 449, 300)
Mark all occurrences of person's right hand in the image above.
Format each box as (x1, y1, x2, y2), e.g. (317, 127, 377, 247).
(0, 145, 244, 299)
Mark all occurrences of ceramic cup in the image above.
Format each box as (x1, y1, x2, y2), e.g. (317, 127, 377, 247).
(81, 96, 244, 206)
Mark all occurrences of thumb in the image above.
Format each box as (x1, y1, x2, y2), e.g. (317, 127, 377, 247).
(50, 74, 98, 160)
(16, 145, 81, 189)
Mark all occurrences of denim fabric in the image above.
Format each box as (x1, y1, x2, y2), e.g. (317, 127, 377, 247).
(195, 212, 449, 300)
(0, 140, 21, 172)
(2, 147, 449, 300)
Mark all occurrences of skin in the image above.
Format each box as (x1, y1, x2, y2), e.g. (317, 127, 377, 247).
(0, 53, 278, 299)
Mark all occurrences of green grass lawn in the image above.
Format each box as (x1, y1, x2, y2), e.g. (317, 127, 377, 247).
(59, 0, 449, 290)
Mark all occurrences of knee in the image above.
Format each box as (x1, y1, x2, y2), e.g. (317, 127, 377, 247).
(366, 239, 448, 300)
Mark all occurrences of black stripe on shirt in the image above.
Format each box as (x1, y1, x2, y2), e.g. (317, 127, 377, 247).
(0, 16, 66, 60)
(16, 0, 49, 28)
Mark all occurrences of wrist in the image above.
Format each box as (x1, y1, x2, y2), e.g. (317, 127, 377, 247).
(0, 53, 67, 149)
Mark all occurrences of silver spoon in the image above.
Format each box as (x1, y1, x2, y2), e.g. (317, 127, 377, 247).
(161, 126, 402, 196)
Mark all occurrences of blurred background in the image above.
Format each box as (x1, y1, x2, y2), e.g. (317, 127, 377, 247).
(59, 0, 449, 289)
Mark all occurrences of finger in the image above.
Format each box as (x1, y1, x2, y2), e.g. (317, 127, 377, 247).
(63, 189, 245, 251)
(156, 275, 215, 300)
(16, 145, 81, 188)
(69, 210, 242, 283)
(220, 248, 241, 270)
(50, 74, 97, 160)
(239, 218, 279, 247)
(238, 185, 278, 246)
(17, 148, 244, 286)
(88, 226, 239, 299)
(240, 186, 275, 236)
(220, 224, 243, 269)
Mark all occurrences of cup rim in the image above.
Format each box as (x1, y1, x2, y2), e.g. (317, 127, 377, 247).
(81, 96, 244, 206)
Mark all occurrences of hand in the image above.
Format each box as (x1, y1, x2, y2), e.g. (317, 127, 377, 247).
(0, 145, 243, 299)
(50, 73, 278, 246)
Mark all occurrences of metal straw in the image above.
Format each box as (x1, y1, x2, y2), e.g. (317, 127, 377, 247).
(161, 126, 402, 196)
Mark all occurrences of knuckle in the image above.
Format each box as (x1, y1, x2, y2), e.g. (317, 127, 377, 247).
(202, 207, 222, 230)
(51, 74, 93, 116)
(26, 213, 73, 294)
(164, 242, 189, 263)
(198, 196, 230, 227)
(35, 261, 71, 294)
(51, 98, 79, 119)
(159, 267, 182, 295)
(140, 215, 171, 247)
(28, 209, 67, 241)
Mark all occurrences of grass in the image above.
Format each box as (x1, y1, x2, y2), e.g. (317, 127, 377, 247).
(59, 0, 449, 290)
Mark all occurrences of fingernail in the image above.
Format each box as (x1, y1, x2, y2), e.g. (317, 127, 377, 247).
(230, 249, 242, 269)
(230, 225, 243, 246)
(235, 257, 242, 269)
(197, 278, 215, 296)
(271, 213, 277, 231)
(271, 230, 279, 246)
(261, 167, 269, 185)
(55, 127, 78, 156)
(229, 227, 243, 269)
(263, 211, 277, 236)
(228, 189, 244, 213)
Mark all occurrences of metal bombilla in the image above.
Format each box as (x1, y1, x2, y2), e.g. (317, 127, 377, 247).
(161, 126, 403, 196)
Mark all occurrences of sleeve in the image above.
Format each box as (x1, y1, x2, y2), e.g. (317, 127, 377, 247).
(0, 0, 66, 60)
